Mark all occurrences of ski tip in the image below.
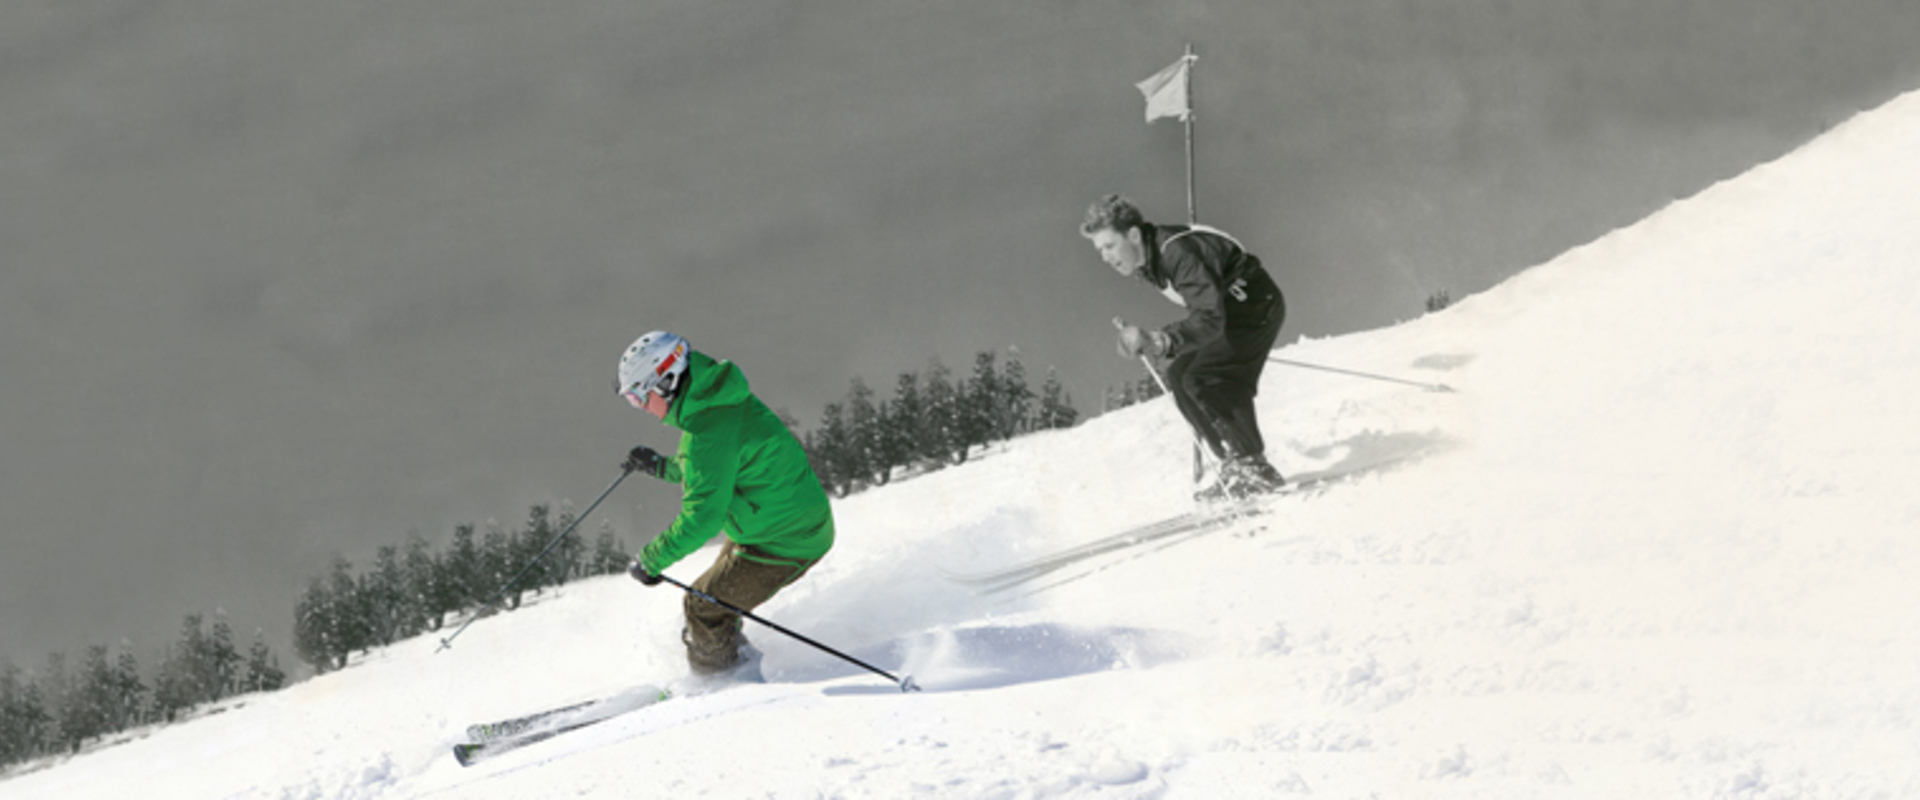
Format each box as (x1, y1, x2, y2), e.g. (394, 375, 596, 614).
(900, 675, 922, 693)
(452, 743, 481, 767)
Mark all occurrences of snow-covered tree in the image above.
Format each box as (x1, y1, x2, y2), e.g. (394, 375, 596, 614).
(205, 612, 243, 702)
(920, 359, 961, 465)
(402, 531, 445, 632)
(294, 577, 352, 674)
(590, 524, 629, 576)
(999, 348, 1035, 440)
(808, 401, 855, 497)
(242, 633, 286, 694)
(59, 645, 118, 748)
(1035, 367, 1078, 429)
(845, 378, 883, 485)
(1, 660, 53, 765)
(955, 351, 1000, 462)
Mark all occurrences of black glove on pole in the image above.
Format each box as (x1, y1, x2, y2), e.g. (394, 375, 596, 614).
(436, 465, 636, 652)
(624, 445, 669, 478)
(627, 559, 664, 586)
(651, 572, 920, 693)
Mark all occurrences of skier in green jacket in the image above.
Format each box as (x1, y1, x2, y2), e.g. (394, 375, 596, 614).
(615, 331, 835, 678)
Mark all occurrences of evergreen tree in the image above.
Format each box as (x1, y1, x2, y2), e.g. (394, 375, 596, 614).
(920, 360, 960, 465)
(214, 610, 247, 698)
(60, 645, 116, 749)
(0, 661, 21, 765)
(292, 578, 339, 675)
(999, 348, 1035, 440)
(288, 561, 362, 674)
(881, 371, 922, 475)
(810, 402, 854, 497)
(514, 505, 553, 594)
(242, 633, 286, 694)
(845, 378, 883, 486)
(326, 557, 372, 661)
(1036, 367, 1079, 429)
(151, 642, 196, 721)
(441, 523, 483, 611)
(956, 351, 1000, 461)
(362, 545, 410, 647)
(590, 524, 629, 576)
(149, 613, 242, 711)
(37, 652, 70, 752)
(2, 660, 53, 765)
(480, 522, 519, 611)
(1137, 375, 1163, 402)
(109, 642, 145, 731)
(552, 504, 584, 587)
(402, 530, 445, 632)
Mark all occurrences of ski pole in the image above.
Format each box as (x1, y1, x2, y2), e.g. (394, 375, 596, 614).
(1265, 355, 1455, 393)
(656, 574, 921, 693)
(1115, 317, 1217, 480)
(437, 467, 636, 652)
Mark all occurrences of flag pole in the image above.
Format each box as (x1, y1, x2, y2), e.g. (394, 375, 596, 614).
(1183, 42, 1197, 224)
(1180, 42, 1200, 480)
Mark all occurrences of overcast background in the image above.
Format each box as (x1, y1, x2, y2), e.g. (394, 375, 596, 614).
(5, 0, 1919, 675)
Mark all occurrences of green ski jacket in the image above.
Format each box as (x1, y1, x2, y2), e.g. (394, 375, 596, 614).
(638, 350, 835, 575)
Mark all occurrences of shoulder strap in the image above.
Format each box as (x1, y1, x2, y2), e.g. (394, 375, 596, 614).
(1160, 224, 1246, 255)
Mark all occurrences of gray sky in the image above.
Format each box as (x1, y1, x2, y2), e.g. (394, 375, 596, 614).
(5, 0, 1918, 673)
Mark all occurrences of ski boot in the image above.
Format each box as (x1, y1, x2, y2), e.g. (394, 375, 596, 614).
(1195, 455, 1287, 504)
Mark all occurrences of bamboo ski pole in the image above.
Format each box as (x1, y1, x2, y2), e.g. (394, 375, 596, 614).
(1265, 355, 1455, 393)
(1115, 317, 1217, 481)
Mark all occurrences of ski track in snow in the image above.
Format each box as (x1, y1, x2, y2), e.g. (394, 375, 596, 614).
(10, 88, 1920, 800)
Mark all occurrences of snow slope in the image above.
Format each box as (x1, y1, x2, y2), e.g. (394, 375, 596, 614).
(9, 90, 1920, 800)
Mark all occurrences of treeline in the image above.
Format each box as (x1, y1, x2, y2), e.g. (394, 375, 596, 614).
(1, 612, 285, 768)
(1102, 374, 1166, 413)
(292, 504, 632, 674)
(799, 349, 1080, 497)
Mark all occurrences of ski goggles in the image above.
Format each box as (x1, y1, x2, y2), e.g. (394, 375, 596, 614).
(619, 382, 655, 410)
(620, 382, 677, 419)
(625, 381, 672, 410)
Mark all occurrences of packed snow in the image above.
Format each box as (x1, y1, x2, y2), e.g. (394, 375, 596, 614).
(9, 89, 1920, 800)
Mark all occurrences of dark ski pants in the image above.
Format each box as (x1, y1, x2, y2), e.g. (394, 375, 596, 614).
(684, 539, 816, 675)
(1164, 292, 1285, 461)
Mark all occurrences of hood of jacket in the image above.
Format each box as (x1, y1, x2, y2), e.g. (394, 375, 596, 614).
(664, 350, 749, 431)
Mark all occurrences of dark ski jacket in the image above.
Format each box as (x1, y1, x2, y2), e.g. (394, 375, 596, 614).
(638, 350, 835, 575)
(1136, 223, 1282, 356)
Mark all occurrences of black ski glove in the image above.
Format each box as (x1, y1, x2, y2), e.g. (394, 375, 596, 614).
(627, 558, 664, 586)
(623, 445, 669, 478)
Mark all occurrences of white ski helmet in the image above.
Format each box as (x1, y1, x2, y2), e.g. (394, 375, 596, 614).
(616, 331, 691, 403)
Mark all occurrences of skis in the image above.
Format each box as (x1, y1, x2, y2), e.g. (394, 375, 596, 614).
(941, 497, 1267, 592)
(453, 685, 671, 767)
(941, 458, 1407, 593)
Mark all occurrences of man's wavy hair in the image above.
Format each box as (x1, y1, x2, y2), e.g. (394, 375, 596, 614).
(1079, 193, 1145, 237)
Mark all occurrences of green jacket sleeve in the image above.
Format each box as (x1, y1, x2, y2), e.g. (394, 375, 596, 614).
(638, 408, 743, 574)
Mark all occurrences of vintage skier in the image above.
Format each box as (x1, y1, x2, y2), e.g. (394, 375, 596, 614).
(1081, 193, 1288, 500)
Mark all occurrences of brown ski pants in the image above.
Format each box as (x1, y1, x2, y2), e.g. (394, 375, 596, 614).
(683, 540, 816, 675)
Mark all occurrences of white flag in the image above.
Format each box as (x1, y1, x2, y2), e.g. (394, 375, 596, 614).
(1135, 55, 1194, 123)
